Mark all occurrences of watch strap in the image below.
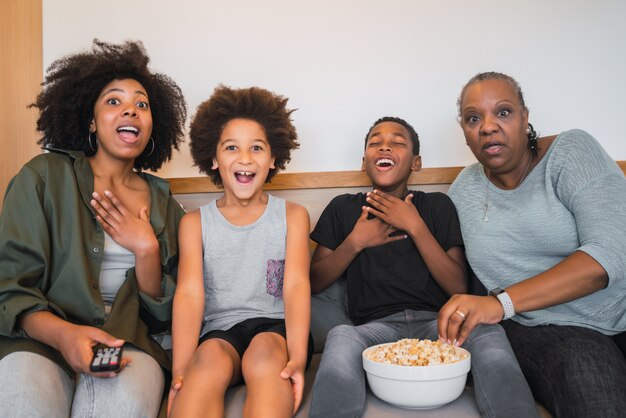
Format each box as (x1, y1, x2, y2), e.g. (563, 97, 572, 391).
(495, 291, 515, 320)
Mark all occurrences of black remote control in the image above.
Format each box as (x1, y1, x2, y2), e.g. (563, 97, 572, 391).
(90, 346, 123, 372)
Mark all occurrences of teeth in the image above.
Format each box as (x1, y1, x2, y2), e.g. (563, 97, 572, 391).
(376, 158, 395, 166)
(236, 171, 254, 176)
(117, 126, 138, 133)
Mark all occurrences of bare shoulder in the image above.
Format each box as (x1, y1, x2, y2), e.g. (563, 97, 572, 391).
(285, 201, 310, 231)
(179, 209, 201, 232)
(178, 209, 203, 259)
(285, 201, 310, 219)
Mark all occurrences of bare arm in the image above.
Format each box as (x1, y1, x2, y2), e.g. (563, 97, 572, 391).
(366, 190, 467, 295)
(310, 205, 407, 293)
(438, 251, 607, 345)
(510, 251, 607, 311)
(90, 190, 162, 297)
(171, 211, 205, 380)
(280, 202, 311, 413)
(168, 211, 205, 411)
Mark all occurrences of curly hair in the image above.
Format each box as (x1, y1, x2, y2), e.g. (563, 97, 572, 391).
(364, 116, 420, 155)
(31, 39, 187, 171)
(458, 71, 539, 154)
(189, 85, 299, 186)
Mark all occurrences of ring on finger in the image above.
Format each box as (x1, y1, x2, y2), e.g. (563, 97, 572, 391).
(455, 310, 466, 320)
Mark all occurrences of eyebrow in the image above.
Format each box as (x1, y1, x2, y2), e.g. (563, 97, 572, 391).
(369, 131, 408, 139)
(463, 99, 516, 112)
(219, 138, 269, 145)
(99, 88, 148, 99)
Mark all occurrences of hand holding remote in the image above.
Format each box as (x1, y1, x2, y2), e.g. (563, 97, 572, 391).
(56, 324, 128, 377)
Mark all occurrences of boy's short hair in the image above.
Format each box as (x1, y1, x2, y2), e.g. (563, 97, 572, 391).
(364, 116, 420, 155)
(189, 85, 299, 186)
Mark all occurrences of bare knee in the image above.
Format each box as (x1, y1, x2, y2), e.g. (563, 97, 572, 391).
(242, 333, 288, 382)
(241, 333, 293, 418)
(187, 339, 241, 385)
(191, 339, 233, 366)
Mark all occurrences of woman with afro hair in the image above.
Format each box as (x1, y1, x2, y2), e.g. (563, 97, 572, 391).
(0, 40, 187, 418)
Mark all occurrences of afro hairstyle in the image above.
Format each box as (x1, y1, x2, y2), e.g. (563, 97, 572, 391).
(31, 39, 187, 171)
(189, 85, 299, 186)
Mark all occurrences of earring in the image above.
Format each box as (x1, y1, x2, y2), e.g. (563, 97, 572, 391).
(527, 123, 538, 152)
(144, 137, 155, 157)
(88, 132, 97, 152)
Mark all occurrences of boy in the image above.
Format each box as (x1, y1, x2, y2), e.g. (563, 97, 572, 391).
(308, 117, 539, 418)
(169, 86, 311, 418)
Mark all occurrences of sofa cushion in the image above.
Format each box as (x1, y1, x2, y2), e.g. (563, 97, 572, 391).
(310, 278, 351, 353)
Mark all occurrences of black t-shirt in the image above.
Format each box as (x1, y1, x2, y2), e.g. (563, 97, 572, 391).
(310, 191, 464, 325)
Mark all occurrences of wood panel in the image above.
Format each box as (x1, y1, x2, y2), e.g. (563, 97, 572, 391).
(169, 166, 465, 194)
(0, 0, 43, 209)
(169, 162, 626, 194)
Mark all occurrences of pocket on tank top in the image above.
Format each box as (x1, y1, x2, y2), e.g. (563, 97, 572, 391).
(266, 258, 285, 297)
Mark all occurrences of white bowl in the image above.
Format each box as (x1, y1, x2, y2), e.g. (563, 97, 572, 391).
(362, 342, 471, 409)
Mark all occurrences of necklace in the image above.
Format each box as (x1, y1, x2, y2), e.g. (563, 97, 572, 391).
(482, 152, 534, 222)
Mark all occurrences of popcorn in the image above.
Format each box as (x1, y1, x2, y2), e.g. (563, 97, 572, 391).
(365, 338, 468, 366)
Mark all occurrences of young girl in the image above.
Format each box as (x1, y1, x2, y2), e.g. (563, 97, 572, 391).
(169, 86, 311, 418)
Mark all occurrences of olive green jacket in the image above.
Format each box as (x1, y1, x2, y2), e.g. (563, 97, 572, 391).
(0, 149, 184, 377)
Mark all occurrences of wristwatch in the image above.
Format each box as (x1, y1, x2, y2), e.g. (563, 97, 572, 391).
(489, 288, 515, 320)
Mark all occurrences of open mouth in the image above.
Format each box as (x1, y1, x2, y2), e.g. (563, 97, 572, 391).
(116, 125, 140, 142)
(235, 171, 255, 184)
(375, 158, 395, 168)
(117, 126, 139, 135)
(482, 141, 503, 155)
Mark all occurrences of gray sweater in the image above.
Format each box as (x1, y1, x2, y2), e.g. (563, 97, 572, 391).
(449, 129, 626, 335)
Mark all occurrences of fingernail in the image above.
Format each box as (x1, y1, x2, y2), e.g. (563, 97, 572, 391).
(453, 339, 458, 346)
(92, 192, 99, 198)
(104, 190, 112, 197)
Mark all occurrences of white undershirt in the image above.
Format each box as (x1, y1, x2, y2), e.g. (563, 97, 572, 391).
(99, 232, 135, 313)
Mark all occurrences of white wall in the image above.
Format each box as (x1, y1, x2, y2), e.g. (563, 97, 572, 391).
(43, 0, 626, 178)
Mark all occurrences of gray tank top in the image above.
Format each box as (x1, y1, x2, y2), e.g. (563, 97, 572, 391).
(200, 194, 287, 336)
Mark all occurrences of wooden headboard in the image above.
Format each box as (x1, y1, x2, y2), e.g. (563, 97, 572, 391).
(169, 163, 626, 194)
(169, 163, 626, 227)
(169, 167, 462, 194)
